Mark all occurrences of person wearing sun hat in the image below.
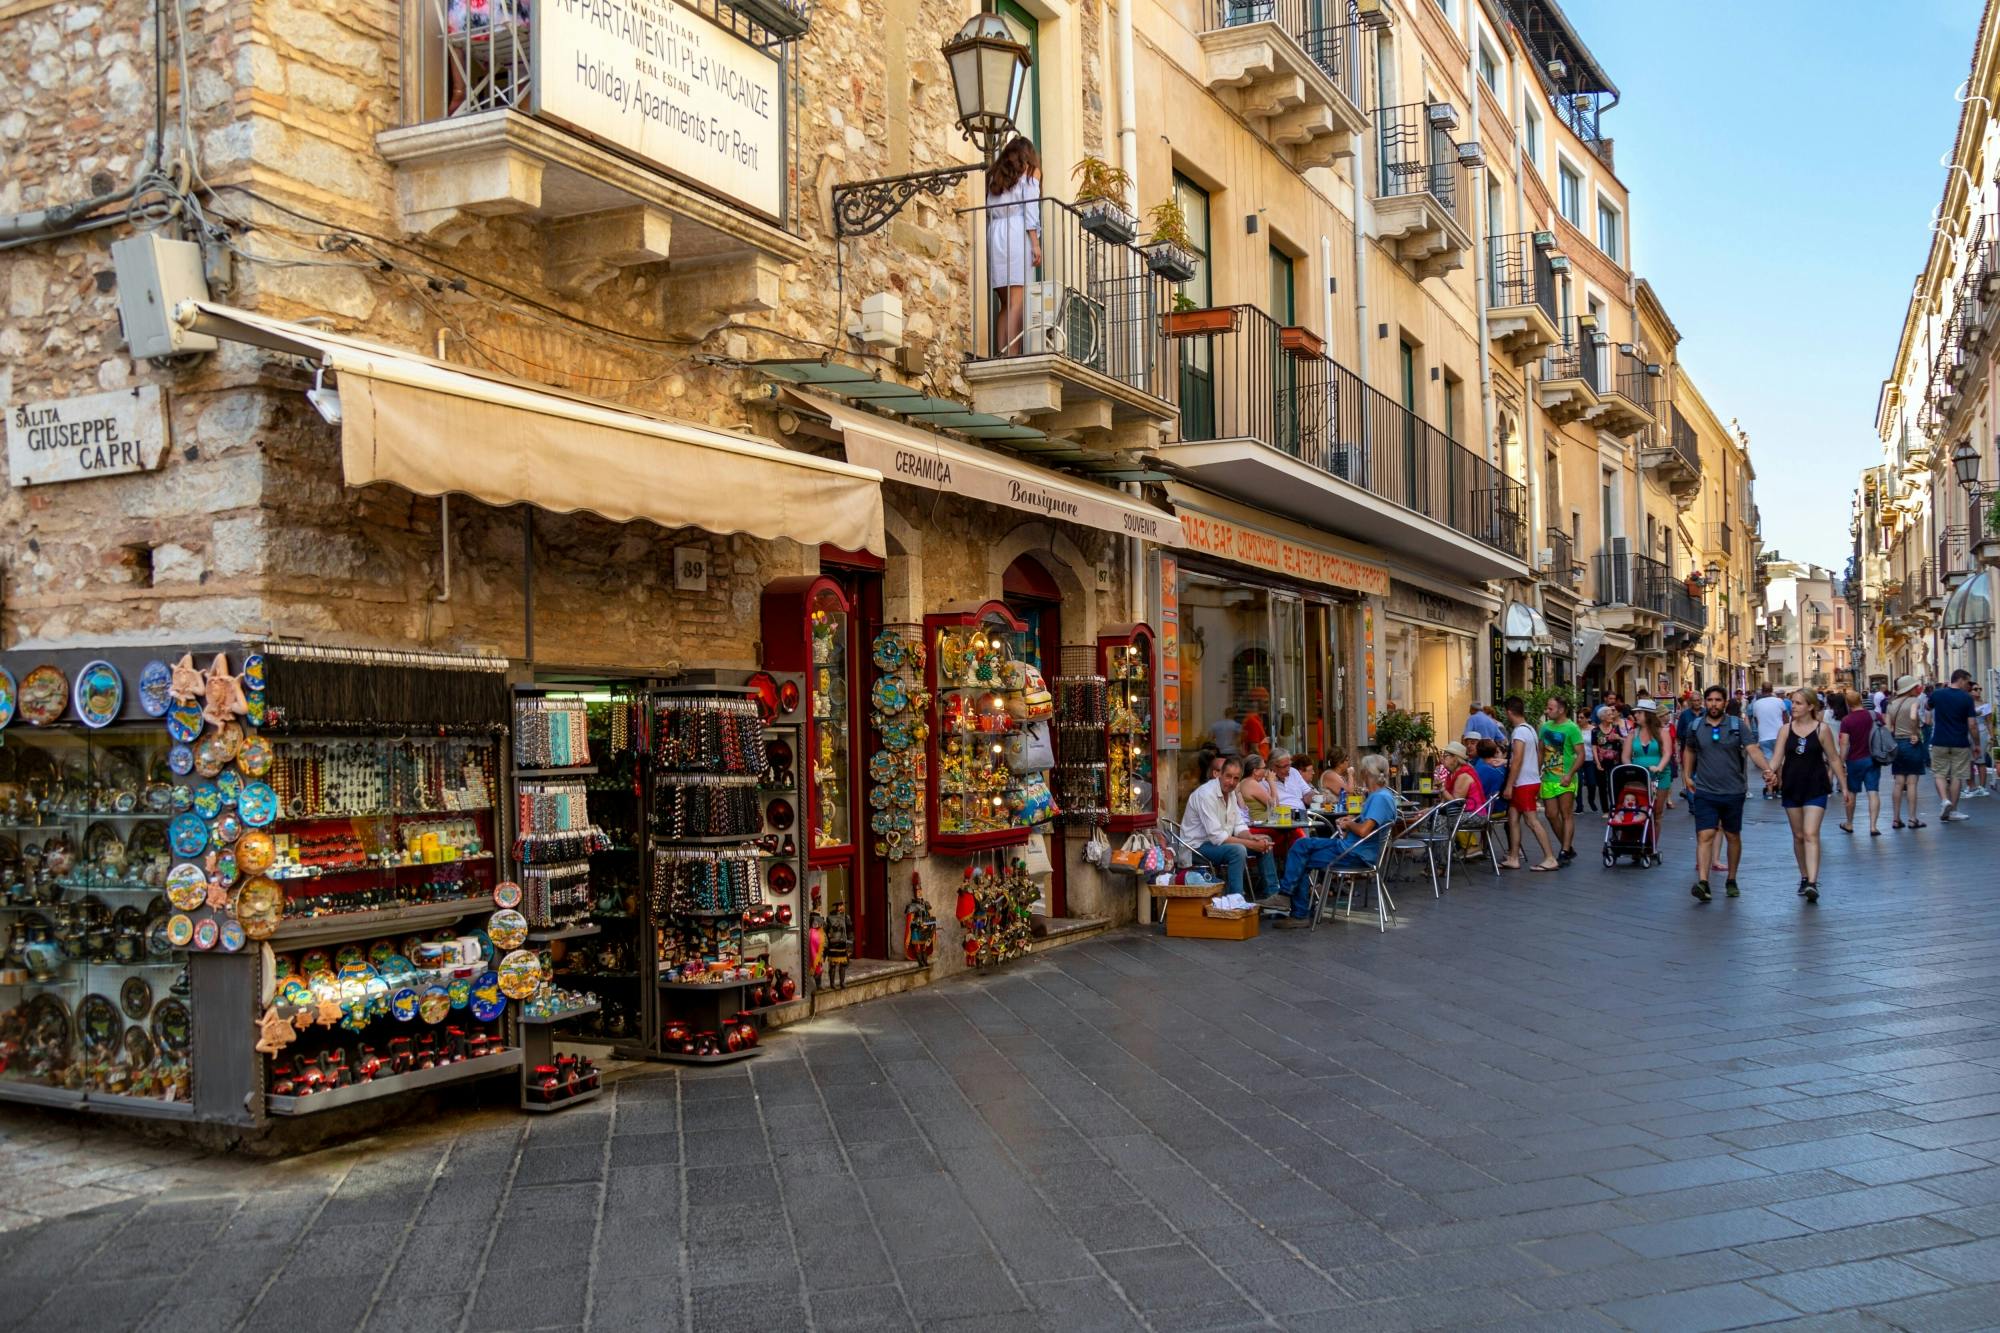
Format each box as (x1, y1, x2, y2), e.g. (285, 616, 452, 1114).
(1886, 673, 1931, 829)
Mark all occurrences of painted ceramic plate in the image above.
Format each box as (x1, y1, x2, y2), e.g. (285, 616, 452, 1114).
(214, 722, 245, 762)
(19, 666, 67, 727)
(870, 676, 909, 714)
(243, 654, 265, 692)
(869, 751, 898, 783)
(215, 770, 243, 807)
(191, 784, 222, 820)
(165, 863, 207, 911)
(238, 782, 277, 828)
(167, 813, 208, 858)
(245, 695, 265, 727)
(218, 919, 245, 953)
(487, 908, 529, 950)
(872, 632, 905, 671)
(334, 945, 365, 972)
(391, 987, 418, 1021)
(0, 666, 14, 730)
(497, 949, 541, 1000)
(191, 917, 219, 951)
(168, 784, 193, 812)
(492, 881, 522, 910)
(299, 949, 332, 977)
(419, 987, 451, 1023)
(145, 915, 174, 959)
(235, 830, 274, 876)
(234, 877, 283, 938)
(73, 661, 122, 729)
(165, 914, 195, 948)
(193, 735, 228, 778)
(78, 994, 119, 1052)
(120, 975, 152, 1021)
(469, 971, 505, 1021)
(124, 1025, 155, 1070)
(214, 851, 238, 886)
(447, 976, 472, 1010)
(152, 998, 190, 1054)
(137, 660, 172, 718)
(279, 978, 312, 1010)
(379, 955, 414, 980)
(165, 702, 203, 744)
(237, 735, 273, 778)
(212, 812, 243, 846)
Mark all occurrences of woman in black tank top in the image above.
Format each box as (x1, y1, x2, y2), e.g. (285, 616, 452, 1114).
(1775, 688, 1846, 903)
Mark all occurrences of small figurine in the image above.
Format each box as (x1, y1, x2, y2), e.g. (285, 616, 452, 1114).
(254, 1003, 296, 1055)
(201, 654, 249, 728)
(168, 653, 205, 705)
(807, 911, 826, 988)
(824, 904, 853, 988)
(903, 874, 936, 965)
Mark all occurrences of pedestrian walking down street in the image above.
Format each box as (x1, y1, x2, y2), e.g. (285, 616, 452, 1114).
(1929, 668, 1978, 823)
(1685, 684, 1779, 903)
(1971, 684, 1993, 796)
(1749, 684, 1789, 800)
(1776, 688, 1846, 904)
(1839, 689, 1883, 836)
(1499, 695, 1561, 872)
(1540, 695, 1584, 862)
(1887, 674, 1930, 829)
(1623, 700, 1674, 835)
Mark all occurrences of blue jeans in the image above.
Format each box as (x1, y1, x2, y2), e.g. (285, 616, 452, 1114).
(1198, 842, 1277, 901)
(1278, 835, 1375, 917)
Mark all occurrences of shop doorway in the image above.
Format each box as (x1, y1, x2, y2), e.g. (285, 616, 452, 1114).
(820, 547, 890, 960)
(1004, 554, 1068, 918)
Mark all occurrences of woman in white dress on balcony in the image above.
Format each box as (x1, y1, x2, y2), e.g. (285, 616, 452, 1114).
(986, 137, 1043, 357)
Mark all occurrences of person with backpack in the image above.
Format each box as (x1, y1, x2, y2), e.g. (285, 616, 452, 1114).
(1886, 674, 1930, 829)
(1685, 683, 1779, 904)
(1840, 688, 1887, 836)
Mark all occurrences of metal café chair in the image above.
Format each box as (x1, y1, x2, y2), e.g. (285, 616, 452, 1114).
(1393, 797, 1467, 898)
(1305, 821, 1396, 932)
(1454, 794, 1505, 877)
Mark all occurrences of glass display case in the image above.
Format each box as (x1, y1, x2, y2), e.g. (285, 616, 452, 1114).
(0, 727, 195, 1108)
(925, 603, 1040, 853)
(1099, 624, 1159, 831)
(760, 578, 856, 862)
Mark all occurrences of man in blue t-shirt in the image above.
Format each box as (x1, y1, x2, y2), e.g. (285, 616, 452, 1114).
(1930, 669, 1979, 823)
(1274, 754, 1400, 928)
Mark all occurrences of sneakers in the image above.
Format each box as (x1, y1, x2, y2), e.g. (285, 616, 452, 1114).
(1558, 847, 1577, 864)
(1797, 878, 1809, 896)
(1253, 894, 1292, 910)
(1945, 808, 1972, 822)
(1804, 882, 1820, 904)
(1691, 879, 1712, 903)
(1725, 879, 1741, 898)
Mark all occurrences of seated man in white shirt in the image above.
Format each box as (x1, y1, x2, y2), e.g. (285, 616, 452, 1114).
(1268, 749, 1314, 811)
(1180, 758, 1279, 904)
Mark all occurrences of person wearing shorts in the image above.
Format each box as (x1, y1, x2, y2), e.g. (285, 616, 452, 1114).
(1499, 695, 1559, 872)
(1838, 690, 1881, 836)
(1886, 675, 1929, 828)
(1928, 669, 1977, 822)
(1538, 695, 1584, 863)
(1683, 684, 1778, 903)
(1776, 688, 1844, 903)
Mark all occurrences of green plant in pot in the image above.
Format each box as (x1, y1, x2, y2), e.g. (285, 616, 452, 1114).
(1140, 197, 1200, 283)
(1071, 157, 1136, 244)
(1371, 708, 1436, 789)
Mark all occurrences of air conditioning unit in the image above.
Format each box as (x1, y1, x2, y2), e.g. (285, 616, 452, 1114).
(1426, 102, 1459, 132)
(1023, 281, 1107, 371)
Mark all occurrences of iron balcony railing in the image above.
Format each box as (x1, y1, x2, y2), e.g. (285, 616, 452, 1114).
(1593, 551, 1670, 613)
(1546, 525, 1574, 582)
(1175, 304, 1527, 559)
(1941, 524, 1970, 575)
(1542, 317, 1601, 393)
(1207, 0, 1362, 103)
(1669, 406, 1701, 475)
(964, 195, 1177, 406)
(1612, 350, 1657, 416)
(1667, 581, 1707, 631)
(1488, 231, 1557, 318)
(1374, 102, 1471, 234)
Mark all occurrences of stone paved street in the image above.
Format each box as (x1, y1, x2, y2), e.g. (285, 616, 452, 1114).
(8, 797, 2000, 1331)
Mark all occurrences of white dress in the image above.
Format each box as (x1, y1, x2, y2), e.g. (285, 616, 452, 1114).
(986, 176, 1040, 290)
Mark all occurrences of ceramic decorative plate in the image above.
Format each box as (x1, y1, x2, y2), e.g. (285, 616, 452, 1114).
(234, 877, 283, 938)
(419, 987, 451, 1023)
(145, 915, 174, 959)
(469, 971, 505, 1021)
(278, 978, 312, 1010)
(492, 881, 522, 909)
(214, 722, 245, 762)
(19, 666, 67, 727)
(165, 702, 203, 743)
(164, 913, 194, 948)
(165, 863, 207, 911)
(367, 940, 396, 969)
(379, 955, 414, 980)
(238, 782, 277, 828)
(78, 994, 119, 1052)
(191, 785, 222, 820)
(191, 917, 219, 951)
(487, 908, 529, 950)
(123, 1025, 155, 1070)
(245, 695, 265, 727)
(767, 862, 797, 895)
(137, 660, 172, 718)
(299, 949, 332, 977)
(235, 830, 275, 876)
(0, 666, 14, 730)
(193, 734, 228, 778)
(497, 949, 541, 999)
(72, 661, 122, 729)
(237, 736, 273, 778)
(120, 975, 152, 1021)
(212, 812, 243, 847)
(167, 813, 208, 858)
(215, 770, 243, 807)
(447, 976, 472, 1010)
(214, 850, 238, 884)
(870, 676, 909, 714)
(169, 784, 194, 812)
(152, 998, 190, 1054)
(218, 919, 245, 953)
(334, 945, 365, 972)
(243, 654, 266, 692)
(765, 798, 795, 832)
(391, 987, 418, 1021)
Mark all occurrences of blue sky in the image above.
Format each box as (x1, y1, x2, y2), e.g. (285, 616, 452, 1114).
(1566, 0, 1981, 571)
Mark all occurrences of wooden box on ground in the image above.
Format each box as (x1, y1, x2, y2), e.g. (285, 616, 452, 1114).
(1163, 897, 1260, 940)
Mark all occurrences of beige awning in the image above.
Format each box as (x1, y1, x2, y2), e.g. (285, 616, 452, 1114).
(788, 390, 1184, 547)
(174, 301, 885, 555)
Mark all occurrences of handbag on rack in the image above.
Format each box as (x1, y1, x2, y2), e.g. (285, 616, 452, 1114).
(1012, 773, 1058, 825)
(1022, 833, 1054, 875)
(1139, 836, 1171, 875)
(1004, 720, 1056, 775)
(1110, 832, 1151, 870)
(1083, 825, 1112, 868)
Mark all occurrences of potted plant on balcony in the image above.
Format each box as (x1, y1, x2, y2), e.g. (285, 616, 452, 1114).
(1140, 198, 1201, 283)
(1279, 325, 1327, 360)
(1978, 501, 2000, 567)
(1161, 292, 1241, 338)
(1071, 157, 1137, 245)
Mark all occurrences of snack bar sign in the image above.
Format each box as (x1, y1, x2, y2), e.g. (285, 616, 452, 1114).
(535, 0, 784, 220)
(7, 385, 170, 488)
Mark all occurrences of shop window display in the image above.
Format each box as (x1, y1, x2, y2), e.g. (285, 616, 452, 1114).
(925, 603, 1058, 852)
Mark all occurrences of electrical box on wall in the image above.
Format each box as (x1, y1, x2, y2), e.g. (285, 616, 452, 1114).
(111, 235, 217, 360)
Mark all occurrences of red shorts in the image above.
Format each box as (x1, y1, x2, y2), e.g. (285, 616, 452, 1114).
(1510, 784, 1540, 813)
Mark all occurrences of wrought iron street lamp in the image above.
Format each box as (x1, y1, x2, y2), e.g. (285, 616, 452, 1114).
(831, 4, 1032, 241)
(1954, 437, 1982, 491)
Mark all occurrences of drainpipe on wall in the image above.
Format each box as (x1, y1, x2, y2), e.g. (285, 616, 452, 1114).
(1463, 0, 1494, 472)
(1116, 0, 1139, 209)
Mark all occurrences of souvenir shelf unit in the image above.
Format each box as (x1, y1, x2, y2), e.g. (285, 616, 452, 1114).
(645, 677, 806, 1065)
(925, 603, 1036, 854)
(1098, 624, 1158, 831)
(759, 578, 859, 920)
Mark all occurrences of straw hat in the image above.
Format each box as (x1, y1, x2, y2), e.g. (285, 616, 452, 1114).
(1896, 674, 1920, 695)
(1633, 699, 1658, 712)
(1441, 741, 1468, 760)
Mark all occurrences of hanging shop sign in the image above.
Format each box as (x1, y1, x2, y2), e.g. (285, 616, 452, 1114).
(1385, 582, 1487, 635)
(533, 0, 785, 220)
(7, 385, 169, 487)
(1178, 511, 1389, 597)
(1158, 555, 1181, 750)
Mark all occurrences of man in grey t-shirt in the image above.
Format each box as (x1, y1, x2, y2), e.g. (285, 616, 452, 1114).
(1685, 684, 1778, 903)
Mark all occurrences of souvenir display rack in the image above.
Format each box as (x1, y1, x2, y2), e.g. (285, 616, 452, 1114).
(924, 604, 1036, 854)
(1051, 642, 1109, 825)
(643, 676, 807, 1064)
(1098, 625, 1158, 831)
(863, 623, 927, 867)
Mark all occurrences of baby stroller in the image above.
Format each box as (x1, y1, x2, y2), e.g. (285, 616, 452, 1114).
(1602, 763, 1661, 867)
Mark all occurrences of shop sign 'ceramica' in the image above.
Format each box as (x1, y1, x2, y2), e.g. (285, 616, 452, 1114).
(535, 0, 784, 220)
(7, 385, 170, 488)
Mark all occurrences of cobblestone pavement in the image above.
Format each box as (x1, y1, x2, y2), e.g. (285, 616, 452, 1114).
(8, 795, 2000, 1331)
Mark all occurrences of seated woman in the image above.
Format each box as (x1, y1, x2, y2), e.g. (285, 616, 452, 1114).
(1471, 739, 1507, 815)
(1316, 749, 1353, 804)
(1439, 741, 1482, 807)
(1237, 753, 1277, 823)
(1274, 754, 1400, 927)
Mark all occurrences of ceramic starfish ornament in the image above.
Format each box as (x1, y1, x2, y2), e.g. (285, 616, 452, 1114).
(254, 1004, 296, 1055)
(205, 878, 232, 911)
(201, 654, 249, 728)
(169, 653, 205, 705)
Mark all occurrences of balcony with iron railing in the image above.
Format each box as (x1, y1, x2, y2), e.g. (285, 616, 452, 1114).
(1372, 102, 1473, 281)
(1593, 348, 1659, 438)
(377, 0, 808, 322)
(1538, 315, 1602, 425)
(1666, 578, 1707, 635)
(1543, 525, 1582, 592)
(1593, 550, 1670, 616)
(1198, 2, 1368, 168)
(1941, 524, 1973, 589)
(1162, 303, 1529, 574)
(1486, 231, 1561, 365)
(961, 195, 1179, 445)
(1639, 403, 1702, 497)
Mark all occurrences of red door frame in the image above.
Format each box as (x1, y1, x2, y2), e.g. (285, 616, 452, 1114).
(1003, 554, 1067, 918)
(820, 546, 890, 959)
